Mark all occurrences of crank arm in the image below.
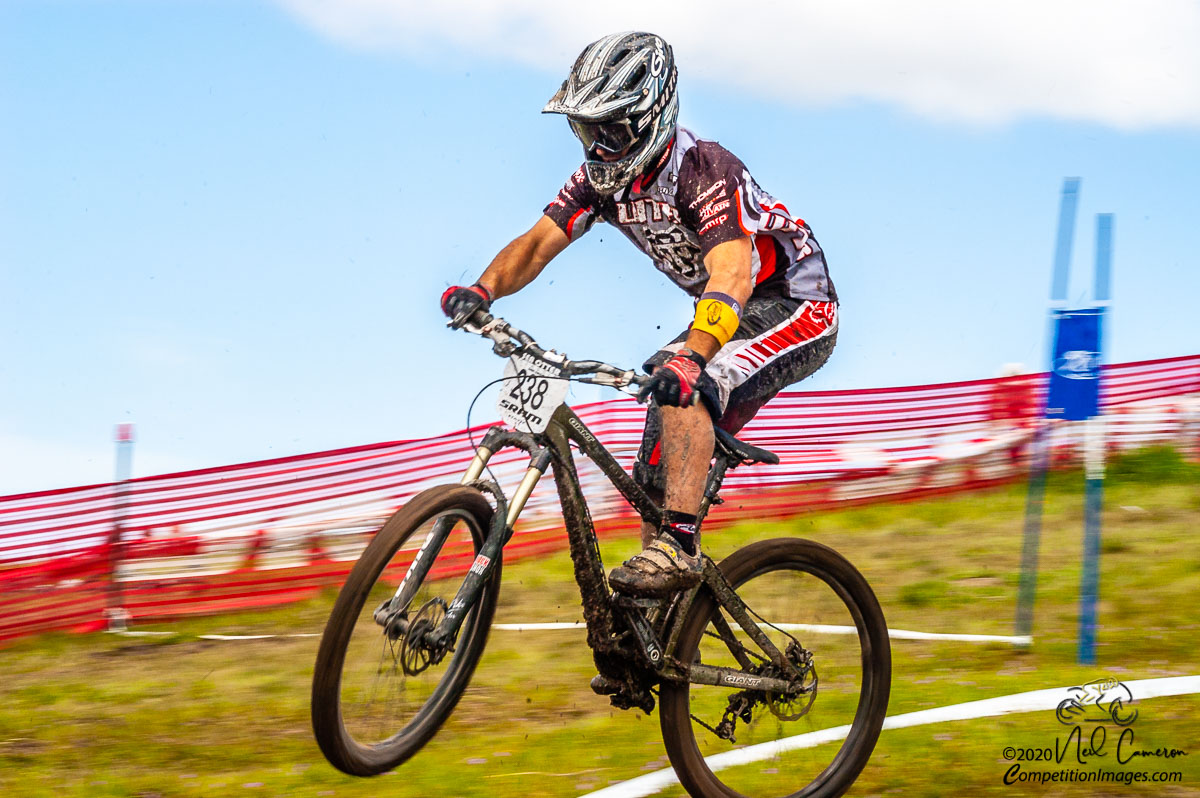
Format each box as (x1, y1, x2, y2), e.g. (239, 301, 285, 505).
(619, 603, 666, 669)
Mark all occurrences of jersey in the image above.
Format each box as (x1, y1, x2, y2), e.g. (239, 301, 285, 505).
(543, 125, 836, 303)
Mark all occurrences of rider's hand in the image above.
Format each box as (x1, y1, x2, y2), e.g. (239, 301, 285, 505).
(638, 349, 707, 408)
(440, 283, 492, 329)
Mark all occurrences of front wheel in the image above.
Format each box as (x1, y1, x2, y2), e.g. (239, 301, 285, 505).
(311, 485, 500, 776)
(660, 538, 890, 798)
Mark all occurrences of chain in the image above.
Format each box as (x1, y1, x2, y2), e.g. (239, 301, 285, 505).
(689, 709, 727, 739)
(690, 612, 813, 741)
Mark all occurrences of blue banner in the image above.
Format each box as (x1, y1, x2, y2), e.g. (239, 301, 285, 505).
(1046, 308, 1104, 420)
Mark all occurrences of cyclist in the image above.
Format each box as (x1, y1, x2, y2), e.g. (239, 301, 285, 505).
(441, 31, 838, 599)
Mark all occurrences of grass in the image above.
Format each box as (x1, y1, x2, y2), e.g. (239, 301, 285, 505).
(0, 446, 1197, 797)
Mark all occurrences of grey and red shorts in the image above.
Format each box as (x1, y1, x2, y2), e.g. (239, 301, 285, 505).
(633, 297, 838, 491)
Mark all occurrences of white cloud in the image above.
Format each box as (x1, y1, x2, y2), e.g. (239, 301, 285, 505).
(276, 0, 1200, 129)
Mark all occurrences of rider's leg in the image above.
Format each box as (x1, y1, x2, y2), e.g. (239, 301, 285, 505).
(619, 299, 839, 596)
(612, 401, 713, 596)
(658, 401, 715, 554)
(639, 518, 656, 549)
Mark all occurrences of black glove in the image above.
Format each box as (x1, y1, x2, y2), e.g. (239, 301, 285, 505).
(638, 349, 707, 408)
(440, 283, 492, 329)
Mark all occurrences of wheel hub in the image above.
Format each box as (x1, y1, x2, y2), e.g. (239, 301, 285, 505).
(398, 597, 450, 676)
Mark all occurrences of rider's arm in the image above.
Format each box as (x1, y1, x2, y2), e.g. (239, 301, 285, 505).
(476, 215, 570, 300)
(685, 236, 753, 361)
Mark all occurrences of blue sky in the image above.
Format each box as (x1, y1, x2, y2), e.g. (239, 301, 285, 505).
(2, 1, 1198, 494)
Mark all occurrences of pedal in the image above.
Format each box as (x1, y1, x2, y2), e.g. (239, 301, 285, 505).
(609, 690, 655, 715)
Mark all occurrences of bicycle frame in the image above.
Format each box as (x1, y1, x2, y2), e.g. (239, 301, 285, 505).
(394, 401, 802, 695)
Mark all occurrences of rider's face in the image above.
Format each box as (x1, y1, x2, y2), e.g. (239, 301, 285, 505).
(570, 117, 636, 163)
(594, 144, 631, 162)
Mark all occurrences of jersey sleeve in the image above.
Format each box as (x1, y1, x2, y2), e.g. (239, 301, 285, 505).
(543, 166, 600, 243)
(678, 142, 755, 258)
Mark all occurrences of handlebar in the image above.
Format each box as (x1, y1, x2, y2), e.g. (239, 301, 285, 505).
(455, 310, 650, 395)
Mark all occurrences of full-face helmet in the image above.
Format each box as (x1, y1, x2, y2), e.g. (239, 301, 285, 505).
(543, 31, 679, 195)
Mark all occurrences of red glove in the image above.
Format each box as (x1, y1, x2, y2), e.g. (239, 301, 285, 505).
(638, 349, 707, 407)
(440, 283, 492, 329)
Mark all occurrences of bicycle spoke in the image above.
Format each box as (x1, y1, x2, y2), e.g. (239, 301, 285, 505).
(660, 539, 890, 798)
(312, 486, 501, 776)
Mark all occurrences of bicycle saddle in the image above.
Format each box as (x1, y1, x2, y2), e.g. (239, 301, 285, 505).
(713, 427, 780, 466)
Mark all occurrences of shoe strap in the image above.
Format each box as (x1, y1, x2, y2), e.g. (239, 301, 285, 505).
(627, 539, 688, 574)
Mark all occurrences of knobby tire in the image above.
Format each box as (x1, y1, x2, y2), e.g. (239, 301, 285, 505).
(660, 538, 891, 798)
(311, 485, 500, 776)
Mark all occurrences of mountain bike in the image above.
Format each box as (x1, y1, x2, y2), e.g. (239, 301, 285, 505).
(311, 310, 891, 798)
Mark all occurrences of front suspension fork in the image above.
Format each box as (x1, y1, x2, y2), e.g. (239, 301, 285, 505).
(375, 442, 497, 629)
(379, 428, 550, 650)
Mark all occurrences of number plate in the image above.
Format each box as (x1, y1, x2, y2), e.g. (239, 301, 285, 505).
(497, 353, 569, 433)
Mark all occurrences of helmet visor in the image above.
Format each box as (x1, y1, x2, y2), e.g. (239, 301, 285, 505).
(569, 117, 639, 158)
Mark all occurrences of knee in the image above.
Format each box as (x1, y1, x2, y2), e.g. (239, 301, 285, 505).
(659, 401, 713, 433)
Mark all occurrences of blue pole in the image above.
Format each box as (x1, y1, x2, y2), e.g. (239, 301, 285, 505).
(1094, 213, 1113, 304)
(1014, 416, 1050, 642)
(1016, 178, 1081, 641)
(1050, 178, 1081, 306)
(1078, 417, 1104, 665)
(1078, 215, 1113, 665)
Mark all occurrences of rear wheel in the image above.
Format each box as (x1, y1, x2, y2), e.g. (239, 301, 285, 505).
(660, 538, 890, 798)
(311, 485, 500, 776)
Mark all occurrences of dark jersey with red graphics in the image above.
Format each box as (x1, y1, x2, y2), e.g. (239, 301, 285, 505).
(543, 126, 836, 303)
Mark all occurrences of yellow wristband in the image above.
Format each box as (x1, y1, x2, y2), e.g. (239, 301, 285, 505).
(692, 298, 740, 347)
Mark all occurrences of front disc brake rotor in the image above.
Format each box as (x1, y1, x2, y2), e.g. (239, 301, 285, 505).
(399, 597, 448, 676)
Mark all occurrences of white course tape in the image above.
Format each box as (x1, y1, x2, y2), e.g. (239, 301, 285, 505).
(774, 623, 1032, 645)
(197, 633, 321, 640)
(578, 675, 1200, 798)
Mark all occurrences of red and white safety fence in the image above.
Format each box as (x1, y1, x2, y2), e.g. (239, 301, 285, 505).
(1, 354, 1197, 644)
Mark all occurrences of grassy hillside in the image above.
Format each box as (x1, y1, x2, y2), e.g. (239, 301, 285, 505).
(1, 447, 1197, 797)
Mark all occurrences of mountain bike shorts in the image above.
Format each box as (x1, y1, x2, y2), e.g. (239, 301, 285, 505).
(633, 297, 838, 493)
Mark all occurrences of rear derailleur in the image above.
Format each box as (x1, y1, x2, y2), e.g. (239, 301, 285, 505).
(703, 643, 817, 743)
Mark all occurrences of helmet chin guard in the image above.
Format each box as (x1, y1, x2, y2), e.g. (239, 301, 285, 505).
(544, 31, 679, 195)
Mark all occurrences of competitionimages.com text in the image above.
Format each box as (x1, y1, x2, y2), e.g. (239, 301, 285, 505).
(1003, 765, 1182, 786)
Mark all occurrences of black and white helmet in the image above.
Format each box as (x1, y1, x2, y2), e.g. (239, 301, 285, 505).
(543, 31, 679, 195)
